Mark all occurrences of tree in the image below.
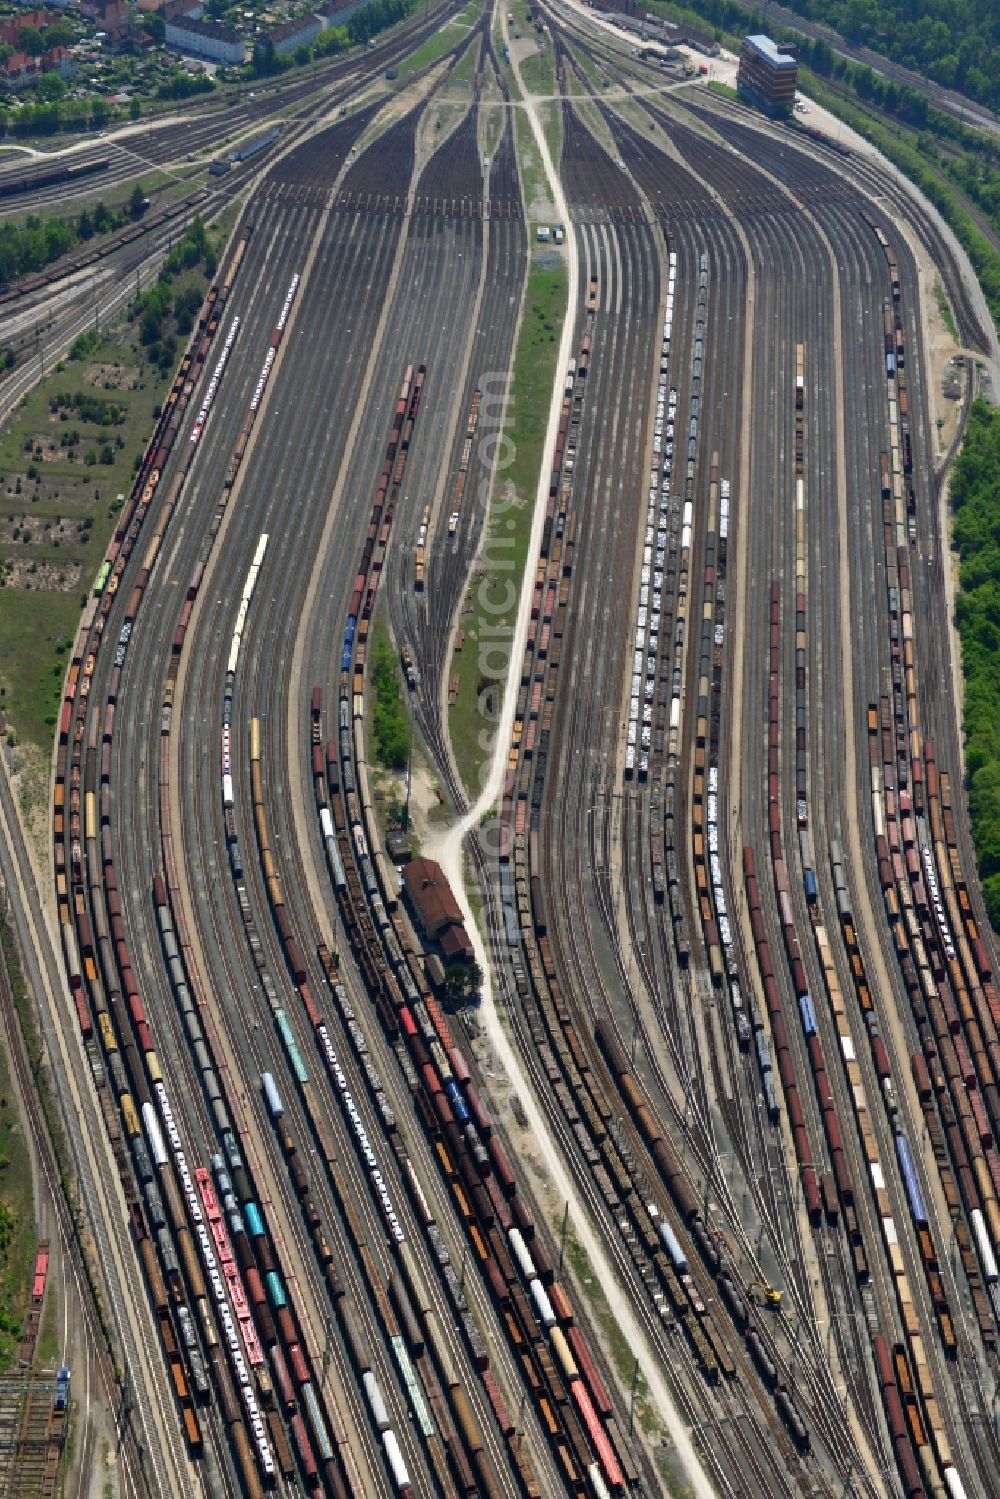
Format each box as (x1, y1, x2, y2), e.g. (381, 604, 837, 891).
(129, 96, 141, 121)
(252, 36, 277, 75)
(77, 207, 93, 241)
(129, 183, 148, 221)
(442, 962, 483, 1007)
(17, 27, 46, 57)
(142, 12, 164, 41)
(950, 400, 1000, 930)
(41, 21, 74, 49)
(34, 73, 66, 103)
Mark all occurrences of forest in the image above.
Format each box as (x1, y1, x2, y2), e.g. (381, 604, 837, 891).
(682, 0, 999, 110)
(950, 399, 1000, 931)
(776, 0, 997, 111)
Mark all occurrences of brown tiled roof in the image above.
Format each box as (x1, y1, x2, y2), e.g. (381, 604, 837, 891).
(440, 924, 474, 961)
(402, 858, 464, 938)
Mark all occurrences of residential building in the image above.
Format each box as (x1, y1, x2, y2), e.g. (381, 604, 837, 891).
(165, 13, 244, 64)
(268, 13, 321, 55)
(317, 0, 374, 28)
(0, 52, 40, 88)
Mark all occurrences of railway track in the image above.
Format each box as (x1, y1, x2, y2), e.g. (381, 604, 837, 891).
(24, 5, 1000, 1499)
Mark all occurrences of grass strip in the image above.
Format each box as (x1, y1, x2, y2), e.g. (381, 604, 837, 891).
(448, 254, 567, 796)
(561, 1224, 693, 1495)
(934, 279, 959, 342)
(396, 4, 478, 79)
(370, 612, 410, 771)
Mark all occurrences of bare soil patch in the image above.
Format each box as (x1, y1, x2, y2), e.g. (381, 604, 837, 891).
(83, 362, 141, 390)
(0, 515, 87, 545)
(2, 559, 82, 591)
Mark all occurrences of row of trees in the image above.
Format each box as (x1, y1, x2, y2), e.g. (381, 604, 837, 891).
(0, 212, 75, 284)
(251, 0, 410, 75)
(129, 215, 216, 371)
(0, 66, 213, 140)
(0, 188, 147, 290)
(950, 400, 1000, 932)
(0, 94, 134, 139)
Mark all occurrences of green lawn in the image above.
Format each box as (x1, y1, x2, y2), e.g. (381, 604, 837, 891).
(448, 256, 567, 794)
(447, 34, 482, 88)
(396, 4, 480, 79)
(538, 99, 561, 174)
(519, 46, 555, 99)
(481, 101, 506, 161)
(0, 242, 220, 759)
(514, 105, 558, 221)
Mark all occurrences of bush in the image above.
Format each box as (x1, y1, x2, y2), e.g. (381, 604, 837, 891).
(68, 330, 98, 361)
